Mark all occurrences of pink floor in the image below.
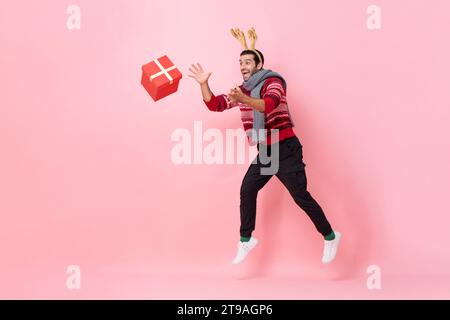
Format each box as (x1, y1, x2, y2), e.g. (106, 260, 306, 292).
(1, 265, 449, 300)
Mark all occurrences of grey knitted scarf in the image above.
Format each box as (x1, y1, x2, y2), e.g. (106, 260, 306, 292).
(242, 68, 287, 143)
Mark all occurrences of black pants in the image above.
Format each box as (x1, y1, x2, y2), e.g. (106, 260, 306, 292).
(240, 136, 333, 238)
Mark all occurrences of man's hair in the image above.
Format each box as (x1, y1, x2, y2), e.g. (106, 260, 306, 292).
(240, 49, 264, 68)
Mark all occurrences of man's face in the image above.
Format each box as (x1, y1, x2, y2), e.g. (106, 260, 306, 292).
(240, 54, 262, 81)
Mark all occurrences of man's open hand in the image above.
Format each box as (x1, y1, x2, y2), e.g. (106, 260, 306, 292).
(188, 63, 212, 85)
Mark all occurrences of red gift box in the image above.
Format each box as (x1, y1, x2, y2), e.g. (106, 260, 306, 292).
(141, 55, 182, 101)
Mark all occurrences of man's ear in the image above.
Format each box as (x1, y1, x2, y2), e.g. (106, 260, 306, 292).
(257, 62, 263, 70)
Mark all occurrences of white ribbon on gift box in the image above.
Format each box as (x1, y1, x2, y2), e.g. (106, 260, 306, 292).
(150, 58, 177, 85)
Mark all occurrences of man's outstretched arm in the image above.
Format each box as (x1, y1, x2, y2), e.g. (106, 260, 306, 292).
(235, 94, 266, 112)
(228, 77, 283, 113)
(200, 81, 213, 102)
(188, 63, 237, 112)
(228, 86, 274, 113)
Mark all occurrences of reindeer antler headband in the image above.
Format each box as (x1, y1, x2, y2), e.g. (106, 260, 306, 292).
(230, 27, 263, 66)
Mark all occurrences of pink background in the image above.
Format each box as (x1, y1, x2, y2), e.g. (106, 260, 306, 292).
(1, 0, 450, 299)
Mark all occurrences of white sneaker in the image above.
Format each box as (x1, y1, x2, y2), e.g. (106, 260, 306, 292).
(321, 231, 341, 264)
(231, 237, 258, 265)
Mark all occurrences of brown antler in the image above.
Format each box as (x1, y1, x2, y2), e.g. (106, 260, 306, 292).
(231, 27, 263, 66)
(230, 28, 249, 49)
(247, 27, 258, 50)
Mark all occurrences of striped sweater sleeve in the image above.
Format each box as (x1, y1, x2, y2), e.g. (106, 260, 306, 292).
(262, 77, 285, 114)
(203, 93, 240, 112)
